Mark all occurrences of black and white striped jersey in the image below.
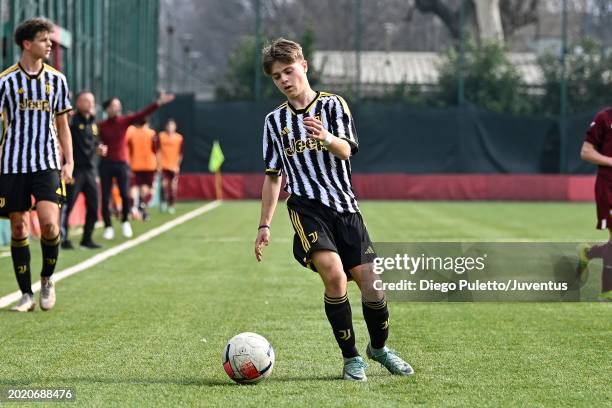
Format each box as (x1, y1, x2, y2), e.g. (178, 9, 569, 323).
(262, 91, 360, 213)
(0, 63, 72, 174)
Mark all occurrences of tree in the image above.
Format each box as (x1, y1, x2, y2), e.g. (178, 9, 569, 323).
(538, 37, 612, 115)
(215, 29, 320, 101)
(436, 40, 531, 113)
(407, 0, 539, 42)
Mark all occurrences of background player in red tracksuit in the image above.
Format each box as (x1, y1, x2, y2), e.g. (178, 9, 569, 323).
(97, 93, 174, 240)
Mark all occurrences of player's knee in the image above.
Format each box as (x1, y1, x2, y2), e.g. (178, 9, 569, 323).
(11, 220, 28, 239)
(41, 221, 59, 238)
(322, 270, 347, 295)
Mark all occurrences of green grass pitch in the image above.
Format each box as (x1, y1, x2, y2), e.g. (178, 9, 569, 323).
(0, 201, 609, 407)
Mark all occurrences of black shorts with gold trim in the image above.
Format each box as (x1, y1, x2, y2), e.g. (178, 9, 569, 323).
(286, 194, 376, 276)
(0, 170, 65, 217)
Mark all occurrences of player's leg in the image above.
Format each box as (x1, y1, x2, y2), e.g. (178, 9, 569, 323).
(168, 171, 179, 213)
(286, 199, 365, 380)
(340, 212, 414, 376)
(310, 249, 366, 381)
(139, 179, 152, 221)
(32, 170, 64, 311)
(99, 162, 114, 239)
(580, 179, 612, 297)
(80, 170, 101, 248)
(600, 228, 612, 299)
(36, 201, 60, 311)
(117, 163, 133, 237)
(9, 211, 35, 312)
(61, 171, 84, 249)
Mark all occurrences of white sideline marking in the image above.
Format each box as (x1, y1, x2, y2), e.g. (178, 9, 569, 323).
(0, 201, 222, 309)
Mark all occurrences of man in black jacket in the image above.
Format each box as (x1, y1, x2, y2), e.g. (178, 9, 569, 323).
(61, 90, 106, 249)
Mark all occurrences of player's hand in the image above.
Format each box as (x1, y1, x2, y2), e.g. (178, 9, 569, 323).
(97, 144, 108, 157)
(255, 227, 270, 262)
(303, 116, 326, 141)
(157, 92, 176, 106)
(61, 161, 74, 183)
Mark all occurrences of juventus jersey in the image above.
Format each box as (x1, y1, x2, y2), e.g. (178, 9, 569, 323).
(0, 63, 72, 174)
(263, 91, 360, 213)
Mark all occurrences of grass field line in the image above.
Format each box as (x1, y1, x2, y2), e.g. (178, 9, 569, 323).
(0, 201, 222, 309)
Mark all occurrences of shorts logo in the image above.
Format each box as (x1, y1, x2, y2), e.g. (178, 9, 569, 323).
(45, 258, 56, 265)
(17, 265, 27, 274)
(364, 245, 375, 255)
(308, 231, 318, 243)
(0, 197, 5, 208)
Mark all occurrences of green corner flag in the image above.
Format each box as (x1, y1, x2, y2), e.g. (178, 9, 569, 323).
(208, 140, 225, 173)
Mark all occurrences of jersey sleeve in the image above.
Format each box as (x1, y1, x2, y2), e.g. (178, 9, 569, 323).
(54, 75, 72, 116)
(263, 116, 283, 176)
(585, 111, 607, 149)
(329, 95, 358, 156)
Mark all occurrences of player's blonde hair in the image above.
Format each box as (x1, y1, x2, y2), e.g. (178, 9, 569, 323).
(261, 38, 304, 76)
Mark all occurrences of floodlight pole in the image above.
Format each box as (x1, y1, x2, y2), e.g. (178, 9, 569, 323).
(355, 0, 362, 102)
(458, 0, 465, 107)
(559, 0, 568, 173)
(254, 0, 262, 101)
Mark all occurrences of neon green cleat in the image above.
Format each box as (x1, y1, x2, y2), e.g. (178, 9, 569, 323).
(576, 243, 592, 284)
(366, 343, 414, 376)
(342, 356, 367, 381)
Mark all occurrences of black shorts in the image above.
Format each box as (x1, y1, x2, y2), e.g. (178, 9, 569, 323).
(595, 175, 612, 229)
(286, 194, 376, 276)
(0, 170, 64, 216)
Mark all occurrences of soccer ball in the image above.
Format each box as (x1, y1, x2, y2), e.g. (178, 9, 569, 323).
(222, 332, 275, 384)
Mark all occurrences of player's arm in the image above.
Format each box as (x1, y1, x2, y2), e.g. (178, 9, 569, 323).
(121, 92, 175, 125)
(255, 174, 282, 262)
(55, 113, 74, 181)
(580, 142, 612, 166)
(303, 117, 351, 160)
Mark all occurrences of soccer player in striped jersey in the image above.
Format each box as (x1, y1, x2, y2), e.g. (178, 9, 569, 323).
(0, 18, 74, 312)
(254, 38, 413, 381)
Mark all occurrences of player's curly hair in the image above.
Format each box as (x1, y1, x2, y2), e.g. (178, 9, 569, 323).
(261, 38, 304, 76)
(14, 17, 54, 49)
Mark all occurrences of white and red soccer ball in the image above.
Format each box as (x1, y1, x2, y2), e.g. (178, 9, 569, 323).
(223, 332, 275, 384)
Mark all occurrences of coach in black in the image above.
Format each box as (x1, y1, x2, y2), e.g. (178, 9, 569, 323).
(61, 90, 104, 250)
(254, 38, 413, 381)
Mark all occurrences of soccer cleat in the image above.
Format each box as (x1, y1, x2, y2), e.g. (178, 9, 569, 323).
(10, 293, 36, 312)
(61, 239, 74, 250)
(366, 343, 414, 376)
(342, 356, 367, 381)
(103, 226, 114, 240)
(576, 243, 591, 284)
(121, 221, 133, 238)
(141, 208, 150, 222)
(40, 277, 56, 311)
(80, 240, 102, 250)
(168, 207, 176, 215)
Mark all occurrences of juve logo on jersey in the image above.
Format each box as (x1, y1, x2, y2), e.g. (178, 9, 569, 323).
(263, 91, 360, 213)
(0, 63, 72, 174)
